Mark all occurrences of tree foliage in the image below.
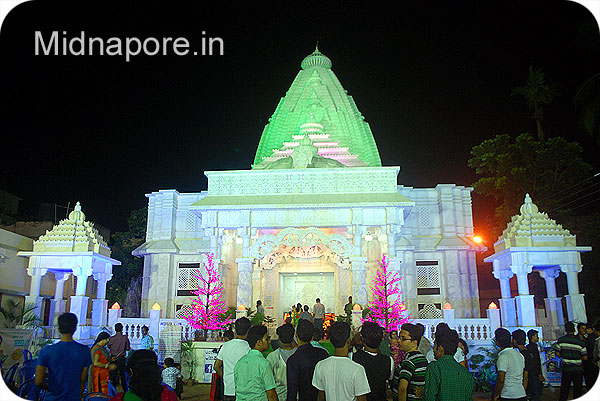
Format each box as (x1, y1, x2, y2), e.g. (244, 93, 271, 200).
(512, 66, 559, 141)
(362, 254, 411, 332)
(574, 72, 600, 145)
(183, 253, 231, 333)
(468, 133, 593, 237)
(107, 207, 147, 307)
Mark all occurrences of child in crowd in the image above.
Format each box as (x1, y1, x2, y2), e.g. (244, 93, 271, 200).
(161, 357, 183, 399)
(174, 363, 183, 399)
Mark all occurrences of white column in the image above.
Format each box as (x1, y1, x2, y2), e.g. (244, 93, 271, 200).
(350, 256, 368, 307)
(352, 225, 364, 256)
(387, 225, 397, 257)
(487, 306, 501, 334)
(560, 264, 586, 323)
(92, 271, 112, 328)
(236, 258, 254, 309)
(238, 227, 251, 257)
(538, 267, 564, 337)
(443, 306, 455, 328)
(252, 265, 261, 308)
(70, 260, 93, 340)
(25, 265, 48, 320)
(49, 272, 70, 325)
(493, 268, 517, 327)
(511, 264, 535, 327)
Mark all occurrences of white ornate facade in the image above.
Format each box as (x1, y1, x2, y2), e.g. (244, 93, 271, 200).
(135, 48, 485, 323)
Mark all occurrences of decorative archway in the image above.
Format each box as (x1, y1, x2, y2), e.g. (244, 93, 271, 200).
(247, 228, 353, 324)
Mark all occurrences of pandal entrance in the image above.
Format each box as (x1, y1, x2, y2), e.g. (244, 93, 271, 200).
(279, 272, 335, 320)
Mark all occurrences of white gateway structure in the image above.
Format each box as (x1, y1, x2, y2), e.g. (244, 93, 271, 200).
(135, 48, 485, 324)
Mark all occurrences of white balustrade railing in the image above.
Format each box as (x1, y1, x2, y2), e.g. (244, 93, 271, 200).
(454, 319, 492, 342)
(413, 317, 493, 343)
(114, 317, 196, 346)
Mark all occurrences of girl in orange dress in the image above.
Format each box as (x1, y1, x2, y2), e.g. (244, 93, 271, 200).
(89, 332, 115, 394)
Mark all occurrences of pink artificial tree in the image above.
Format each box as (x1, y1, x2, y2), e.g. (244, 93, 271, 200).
(362, 254, 411, 331)
(183, 253, 232, 336)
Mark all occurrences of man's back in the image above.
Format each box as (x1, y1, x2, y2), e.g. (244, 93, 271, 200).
(217, 338, 250, 396)
(286, 343, 329, 401)
(312, 356, 371, 401)
(299, 311, 314, 323)
(557, 333, 586, 372)
(266, 347, 295, 400)
(353, 349, 392, 401)
(107, 332, 130, 357)
(37, 341, 92, 401)
(424, 355, 473, 401)
(313, 303, 325, 319)
(497, 347, 526, 399)
(234, 349, 276, 401)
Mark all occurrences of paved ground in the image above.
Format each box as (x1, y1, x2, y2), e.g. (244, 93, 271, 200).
(178, 382, 590, 401)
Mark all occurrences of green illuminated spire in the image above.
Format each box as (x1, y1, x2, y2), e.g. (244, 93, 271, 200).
(253, 48, 382, 168)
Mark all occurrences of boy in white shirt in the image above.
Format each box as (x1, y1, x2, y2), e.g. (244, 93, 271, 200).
(214, 317, 251, 401)
(312, 321, 370, 401)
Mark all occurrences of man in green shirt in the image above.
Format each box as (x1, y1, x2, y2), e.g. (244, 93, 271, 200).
(234, 325, 278, 401)
(424, 329, 473, 401)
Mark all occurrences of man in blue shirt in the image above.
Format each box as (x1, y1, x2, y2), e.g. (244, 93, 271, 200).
(35, 313, 92, 401)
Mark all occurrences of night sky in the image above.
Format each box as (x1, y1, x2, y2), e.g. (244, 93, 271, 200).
(1, 0, 599, 235)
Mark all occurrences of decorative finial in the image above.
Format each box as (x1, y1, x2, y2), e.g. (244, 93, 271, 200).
(520, 193, 539, 215)
(68, 201, 86, 221)
(315, 40, 319, 52)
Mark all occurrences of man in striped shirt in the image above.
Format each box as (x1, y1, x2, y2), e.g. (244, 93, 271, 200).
(393, 323, 428, 401)
(556, 321, 587, 401)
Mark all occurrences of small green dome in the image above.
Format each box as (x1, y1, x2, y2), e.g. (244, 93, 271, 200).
(301, 47, 332, 70)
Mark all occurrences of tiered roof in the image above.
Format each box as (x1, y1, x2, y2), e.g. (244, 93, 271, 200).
(494, 194, 576, 252)
(33, 202, 111, 256)
(257, 121, 367, 167)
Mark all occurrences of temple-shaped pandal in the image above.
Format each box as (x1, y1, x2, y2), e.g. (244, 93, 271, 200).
(135, 47, 484, 326)
(485, 194, 591, 339)
(18, 202, 121, 340)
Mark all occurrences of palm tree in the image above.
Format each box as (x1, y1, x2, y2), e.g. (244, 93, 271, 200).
(512, 66, 559, 141)
(574, 72, 600, 145)
(0, 299, 41, 328)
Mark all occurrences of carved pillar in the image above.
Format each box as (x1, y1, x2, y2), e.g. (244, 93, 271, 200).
(493, 267, 517, 327)
(538, 267, 564, 336)
(387, 225, 397, 257)
(350, 256, 368, 307)
(49, 272, 70, 325)
(236, 258, 254, 308)
(70, 260, 93, 339)
(352, 225, 365, 256)
(511, 264, 535, 327)
(560, 264, 586, 323)
(252, 264, 261, 308)
(25, 264, 48, 319)
(238, 227, 251, 258)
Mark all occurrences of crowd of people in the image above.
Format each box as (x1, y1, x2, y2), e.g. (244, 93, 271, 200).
(215, 315, 599, 401)
(33, 313, 182, 401)
(29, 309, 600, 401)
